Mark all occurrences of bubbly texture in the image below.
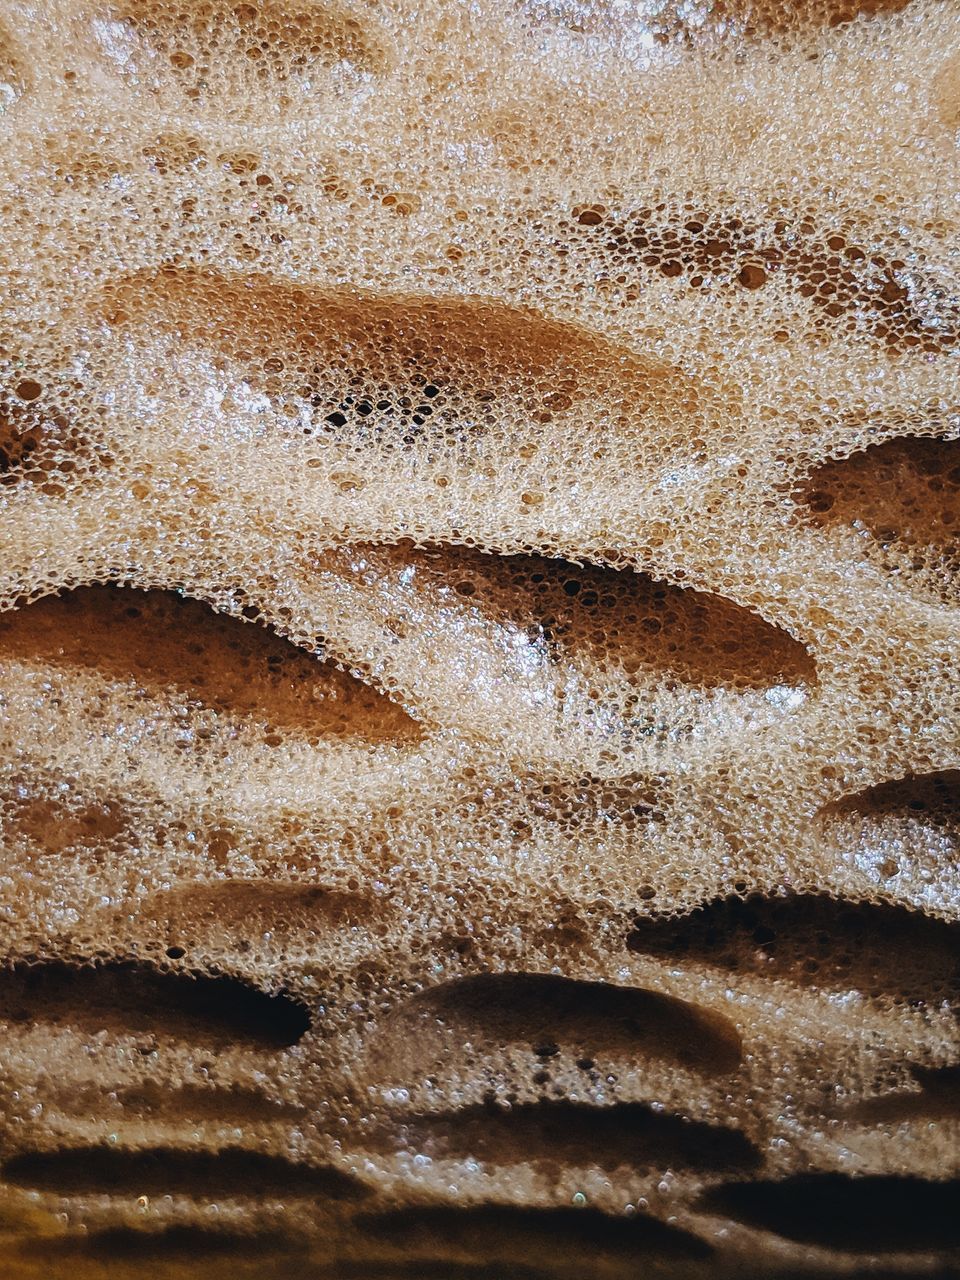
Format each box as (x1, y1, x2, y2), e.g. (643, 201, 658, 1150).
(0, 0, 959, 1275)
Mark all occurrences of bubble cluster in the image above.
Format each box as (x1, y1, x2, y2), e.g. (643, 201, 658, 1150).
(96, 0, 391, 119)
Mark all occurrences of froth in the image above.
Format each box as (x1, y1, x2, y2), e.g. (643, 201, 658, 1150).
(0, 0, 958, 1276)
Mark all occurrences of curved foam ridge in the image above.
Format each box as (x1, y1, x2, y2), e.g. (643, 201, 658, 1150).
(0, 0, 959, 1275)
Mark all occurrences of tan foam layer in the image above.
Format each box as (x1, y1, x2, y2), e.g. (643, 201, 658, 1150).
(0, 0, 958, 1275)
